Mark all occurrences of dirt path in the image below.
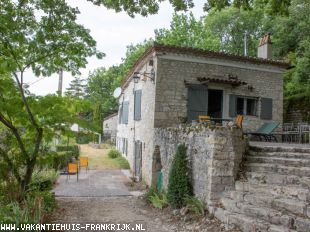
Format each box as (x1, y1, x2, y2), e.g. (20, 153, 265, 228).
(49, 145, 236, 232)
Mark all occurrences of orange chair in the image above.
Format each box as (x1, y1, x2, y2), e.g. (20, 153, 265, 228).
(235, 115, 244, 129)
(198, 115, 211, 123)
(79, 157, 89, 172)
(67, 163, 79, 181)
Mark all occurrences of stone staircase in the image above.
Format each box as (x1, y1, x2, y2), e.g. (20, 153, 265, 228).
(214, 144, 310, 232)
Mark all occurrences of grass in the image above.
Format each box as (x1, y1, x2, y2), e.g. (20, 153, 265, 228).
(79, 145, 130, 170)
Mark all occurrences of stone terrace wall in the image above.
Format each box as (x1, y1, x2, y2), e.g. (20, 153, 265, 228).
(154, 125, 246, 206)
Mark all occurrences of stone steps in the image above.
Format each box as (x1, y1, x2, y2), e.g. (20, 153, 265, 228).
(246, 172, 310, 188)
(235, 181, 310, 202)
(246, 156, 310, 167)
(245, 162, 310, 177)
(247, 151, 310, 160)
(214, 144, 310, 231)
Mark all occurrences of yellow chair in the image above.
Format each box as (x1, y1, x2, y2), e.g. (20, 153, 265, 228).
(67, 163, 78, 181)
(79, 157, 89, 172)
(198, 115, 211, 123)
(235, 115, 244, 129)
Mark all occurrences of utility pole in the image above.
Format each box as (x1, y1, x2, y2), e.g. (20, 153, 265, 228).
(58, 69, 63, 96)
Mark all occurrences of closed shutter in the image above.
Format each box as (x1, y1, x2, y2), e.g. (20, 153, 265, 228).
(134, 90, 142, 121)
(122, 101, 129, 124)
(187, 85, 208, 122)
(229, 94, 237, 117)
(261, 98, 273, 120)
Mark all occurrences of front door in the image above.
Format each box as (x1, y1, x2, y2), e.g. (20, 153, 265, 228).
(134, 140, 142, 182)
(208, 89, 223, 118)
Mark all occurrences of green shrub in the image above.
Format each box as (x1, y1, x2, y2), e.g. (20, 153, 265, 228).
(108, 149, 121, 159)
(76, 132, 95, 144)
(56, 145, 79, 159)
(29, 168, 59, 191)
(114, 156, 130, 169)
(184, 195, 205, 216)
(149, 192, 168, 209)
(37, 150, 77, 170)
(167, 144, 192, 208)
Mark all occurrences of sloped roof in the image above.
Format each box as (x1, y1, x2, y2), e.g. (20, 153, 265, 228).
(122, 43, 290, 88)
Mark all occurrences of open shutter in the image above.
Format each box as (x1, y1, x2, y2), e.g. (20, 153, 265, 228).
(134, 90, 142, 121)
(187, 85, 208, 122)
(261, 98, 273, 120)
(118, 104, 123, 124)
(229, 95, 237, 117)
(122, 101, 129, 124)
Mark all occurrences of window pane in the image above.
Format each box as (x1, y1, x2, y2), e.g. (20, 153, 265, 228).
(236, 98, 244, 115)
(246, 99, 257, 116)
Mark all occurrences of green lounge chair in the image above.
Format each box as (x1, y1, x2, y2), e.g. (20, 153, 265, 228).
(245, 122, 279, 142)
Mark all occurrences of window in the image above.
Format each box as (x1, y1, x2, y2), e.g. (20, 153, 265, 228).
(236, 97, 257, 116)
(119, 101, 129, 124)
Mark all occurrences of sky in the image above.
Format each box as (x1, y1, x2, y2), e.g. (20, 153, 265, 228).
(27, 0, 205, 95)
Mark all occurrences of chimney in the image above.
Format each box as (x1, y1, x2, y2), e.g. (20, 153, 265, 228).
(257, 33, 272, 59)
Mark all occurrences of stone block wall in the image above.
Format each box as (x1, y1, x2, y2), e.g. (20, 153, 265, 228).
(154, 124, 246, 206)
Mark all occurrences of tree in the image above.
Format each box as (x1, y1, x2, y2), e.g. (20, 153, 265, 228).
(65, 76, 87, 99)
(0, 0, 103, 194)
(167, 144, 192, 208)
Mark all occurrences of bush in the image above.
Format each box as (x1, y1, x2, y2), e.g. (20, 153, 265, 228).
(108, 149, 121, 159)
(56, 145, 79, 159)
(184, 195, 205, 216)
(29, 168, 59, 191)
(114, 156, 130, 169)
(145, 187, 168, 209)
(167, 144, 192, 208)
(37, 151, 75, 170)
(76, 132, 95, 144)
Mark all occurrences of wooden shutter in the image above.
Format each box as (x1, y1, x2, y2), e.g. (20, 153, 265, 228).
(122, 101, 129, 124)
(260, 98, 273, 120)
(229, 94, 237, 117)
(134, 90, 142, 121)
(187, 85, 208, 122)
(118, 104, 123, 124)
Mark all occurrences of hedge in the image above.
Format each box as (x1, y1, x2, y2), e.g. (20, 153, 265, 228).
(37, 151, 75, 170)
(56, 145, 79, 159)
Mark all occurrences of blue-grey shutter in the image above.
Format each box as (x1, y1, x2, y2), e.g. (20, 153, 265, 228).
(122, 101, 129, 124)
(134, 90, 142, 121)
(229, 94, 237, 117)
(261, 98, 273, 120)
(187, 85, 208, 122)
(118, 104, 123, 124)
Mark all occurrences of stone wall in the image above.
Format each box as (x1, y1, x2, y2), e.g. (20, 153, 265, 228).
(154, 55, 285, 131)
(154, 124, 246, 206)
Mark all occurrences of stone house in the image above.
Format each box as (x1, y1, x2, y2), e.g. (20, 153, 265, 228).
(116, 37, 289, 185)
(103, 113, 118, 144)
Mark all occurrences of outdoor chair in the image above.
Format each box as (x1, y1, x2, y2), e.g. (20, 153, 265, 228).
(198, 115, 211, 123)
(79, 156, 89, 172)
(245, 122, 279, 142)
(235, 115, 244, 129)
(67, 163, 79, 181)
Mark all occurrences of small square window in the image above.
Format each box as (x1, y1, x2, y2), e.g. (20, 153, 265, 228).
(246, 99, 257, 116)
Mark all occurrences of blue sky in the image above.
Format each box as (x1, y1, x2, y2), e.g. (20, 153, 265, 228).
(27, 0, 205, 95)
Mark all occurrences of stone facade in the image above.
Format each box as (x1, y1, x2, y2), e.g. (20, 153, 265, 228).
(116, 44, 287, 187)
(154, 125, 246, 206)
(103, 113, 118, 144)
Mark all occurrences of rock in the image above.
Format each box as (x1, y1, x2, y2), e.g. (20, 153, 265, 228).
(180, 206, 189, 216)
(172, 209, 179, 216)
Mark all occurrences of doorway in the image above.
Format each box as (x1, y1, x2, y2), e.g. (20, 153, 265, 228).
(208, 89, 223, 118)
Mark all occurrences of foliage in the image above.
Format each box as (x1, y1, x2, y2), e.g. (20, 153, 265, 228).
(167, 144, 192, 208)
(29, 168, 59, 192)
(184, 195, 206, 216)
(148, 191, 168, 209)
(65, 76, 87, 99)
(36, 151, 76, 170)
(56, 145, 80, 158)
(108, 149, 121, 159)
(76, 132, 96, 144)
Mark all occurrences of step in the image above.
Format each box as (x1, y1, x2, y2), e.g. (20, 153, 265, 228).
(248, 151, 310, 160)
(246, 156, 310, 167)
(242, 192, 309, 217)
(221, 197, 294, 228)
(214, 207, 270, 232)
(235, 181, 310, 202)
(249, 145, 310, 154)
(245, 172, 310, 188)
(245, 163, 310, 177)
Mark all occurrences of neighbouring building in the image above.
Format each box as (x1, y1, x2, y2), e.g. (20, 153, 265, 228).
(116, 35, 289, 185)
(103, 113, 118, 144)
